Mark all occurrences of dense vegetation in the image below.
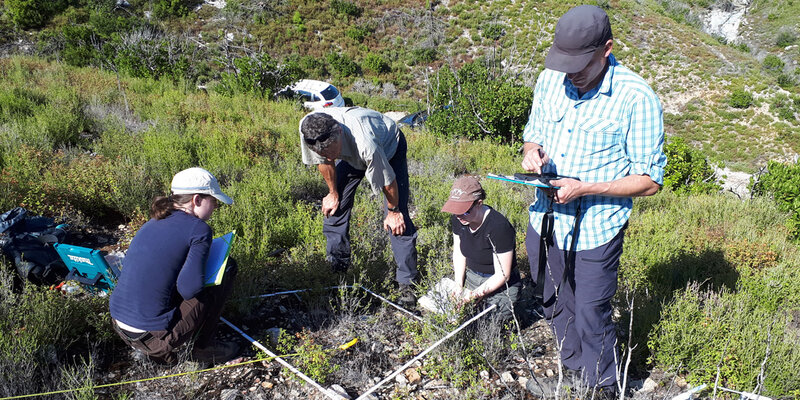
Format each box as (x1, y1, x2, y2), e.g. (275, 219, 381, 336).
(1, 0, 799, 398)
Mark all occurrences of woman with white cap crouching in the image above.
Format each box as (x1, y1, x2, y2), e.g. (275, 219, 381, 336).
(109, 167, 239, 366)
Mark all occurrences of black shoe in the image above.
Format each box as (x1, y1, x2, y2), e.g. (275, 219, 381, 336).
(397, 284, 417, 308)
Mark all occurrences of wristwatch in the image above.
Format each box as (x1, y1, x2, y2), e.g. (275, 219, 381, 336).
(387, 205, 400, 212)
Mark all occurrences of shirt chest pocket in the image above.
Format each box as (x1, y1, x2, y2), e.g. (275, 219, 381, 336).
(577, 117, 623, 156)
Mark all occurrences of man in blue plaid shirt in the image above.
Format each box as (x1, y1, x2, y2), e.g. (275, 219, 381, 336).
(522, 5, 666, 398)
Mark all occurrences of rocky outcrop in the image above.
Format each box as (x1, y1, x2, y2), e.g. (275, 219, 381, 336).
(701, 0, 752, 43)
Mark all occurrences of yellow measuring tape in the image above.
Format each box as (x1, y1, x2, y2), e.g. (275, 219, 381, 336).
(0, 338, 359, 400)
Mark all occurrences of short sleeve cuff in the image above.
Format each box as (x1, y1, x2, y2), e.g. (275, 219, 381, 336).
(368, 171, 396, 195)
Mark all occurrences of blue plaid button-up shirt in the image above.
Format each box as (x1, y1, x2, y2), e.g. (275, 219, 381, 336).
(523, 54, 666, 251)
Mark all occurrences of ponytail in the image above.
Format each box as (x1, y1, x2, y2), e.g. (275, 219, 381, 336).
(150, 194, 195, 220)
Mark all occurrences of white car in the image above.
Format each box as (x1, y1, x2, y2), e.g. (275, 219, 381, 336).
(281, 79, 345, 110)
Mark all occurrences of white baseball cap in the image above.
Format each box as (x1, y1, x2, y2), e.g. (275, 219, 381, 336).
(170, 167, 233, 205)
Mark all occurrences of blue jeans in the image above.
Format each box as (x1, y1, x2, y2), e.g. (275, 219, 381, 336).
(526, 223, 625, 388)
(323, 131, 418, 284)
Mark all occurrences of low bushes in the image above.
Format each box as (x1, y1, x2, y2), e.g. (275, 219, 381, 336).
(215, 53, 301, 98)
(662, 137, 721, 194)
(753, 160, 800, 241)
(727, 88, 754, 109)
(426, 60, 533, 143)
(0, 266, 111, 398)
(624, 193, 800, 396)
(4, 0, 75, 29)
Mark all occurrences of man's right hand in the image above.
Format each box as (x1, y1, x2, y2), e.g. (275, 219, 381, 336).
(521, 143, 550, 174)
(322, 192, 339, 217)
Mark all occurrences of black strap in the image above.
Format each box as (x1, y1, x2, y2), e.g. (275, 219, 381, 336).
(537, 198, 582, 309)
(114, 322, 152, 342)
(534, 199, 554, 301)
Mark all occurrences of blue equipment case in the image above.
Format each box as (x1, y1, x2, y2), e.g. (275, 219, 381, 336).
(53, 243, 120, 292)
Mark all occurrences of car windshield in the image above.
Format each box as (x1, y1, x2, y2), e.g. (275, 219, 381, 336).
(319, 85, 339, 100)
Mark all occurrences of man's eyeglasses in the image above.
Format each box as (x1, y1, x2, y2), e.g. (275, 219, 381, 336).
(304, 131, 332, 146)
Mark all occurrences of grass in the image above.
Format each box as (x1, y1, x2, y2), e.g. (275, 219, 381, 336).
(0, 57, 795, 397)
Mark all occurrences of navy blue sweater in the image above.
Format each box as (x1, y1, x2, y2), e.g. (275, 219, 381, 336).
(109, 211, 212, 331)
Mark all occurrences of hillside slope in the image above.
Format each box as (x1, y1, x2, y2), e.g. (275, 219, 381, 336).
(0, 0, 797, 171)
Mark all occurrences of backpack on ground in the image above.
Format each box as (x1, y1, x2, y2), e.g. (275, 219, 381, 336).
(0, 207, 69, 286)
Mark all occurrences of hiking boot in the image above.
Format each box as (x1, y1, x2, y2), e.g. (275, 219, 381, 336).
(191, 341, 240, 364)
(397, 284, 417, 309)
(526, 370, 583, 399)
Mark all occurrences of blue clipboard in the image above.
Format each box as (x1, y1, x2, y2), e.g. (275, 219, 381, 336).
(204, 231, 236, 287)
(486, 173, 560, 189)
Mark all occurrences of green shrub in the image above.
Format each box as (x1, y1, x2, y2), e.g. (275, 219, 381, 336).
(649, 283, 800, 395)
(0, 146, 130, 221)
(345, 25, 369, 42)
(288, 54, 327, 79)
(329, 0, 362, 18)
(426, 60, 532, 143)
(663, 137, 721, 195)
(776, 73, 795, 88)
(326, 52, 358, 78)
(727, 88, 753, 109)
(215, 53, 301, 98)
(776, 30, 797, 47)
(733, 42, 750, 53)
(152, 0, 199, 19)
(291, 10, 306, 33)
(276, 329, 339, 383)
(0, 87, 45, 123)
(60, 24, 98, 68)
(344, 92, 424, 113)
(411, 47, 438, 64)
(752, 160, 800, 240)
(109, 31, 199, 83)
(0, 267, 113, 399)
(362, 52, 389, 74)
(770, 94, 797, 122)
(622, 191, 800, 381)
(763, 54, 785, 72)
(481, 23, 505, 41)
(5, 0, 73, 29)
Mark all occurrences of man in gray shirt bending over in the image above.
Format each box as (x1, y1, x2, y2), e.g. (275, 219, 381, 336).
(299, 106, 418, 307)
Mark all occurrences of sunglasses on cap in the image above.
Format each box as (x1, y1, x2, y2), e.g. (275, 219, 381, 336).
(303, 131, 332, 146)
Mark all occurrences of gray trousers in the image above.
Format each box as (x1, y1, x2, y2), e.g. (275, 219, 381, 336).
(464, 268, 520, 321)
(323, 131, 418, 284)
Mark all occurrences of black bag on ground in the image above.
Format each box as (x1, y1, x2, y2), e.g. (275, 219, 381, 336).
(0, 207, 69, 286)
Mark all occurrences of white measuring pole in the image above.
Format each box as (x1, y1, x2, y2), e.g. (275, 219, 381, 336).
(219, 317, 341, 400)
(357, 286, 427, 323)
(355, 304, 497, 400)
